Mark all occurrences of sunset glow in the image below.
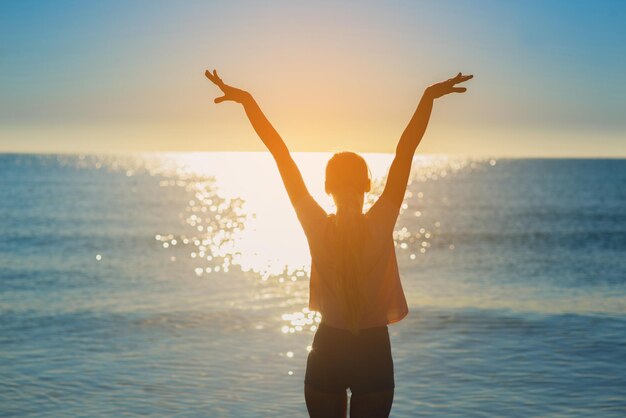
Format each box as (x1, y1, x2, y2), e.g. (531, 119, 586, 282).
(2, 1, 625, 156)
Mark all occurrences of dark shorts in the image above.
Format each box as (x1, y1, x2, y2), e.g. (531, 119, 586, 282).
(304, 322, 394, 395)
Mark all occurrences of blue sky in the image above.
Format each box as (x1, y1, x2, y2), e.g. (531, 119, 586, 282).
(1, 0, 625, 156)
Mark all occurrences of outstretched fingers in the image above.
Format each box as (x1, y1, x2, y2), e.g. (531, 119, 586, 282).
(453, 73, 474, 84)
(213, 69, 225, 85)
(447, 74, 473, 93)
(204, 69, 225, 88)
(434, 73, 472, 96)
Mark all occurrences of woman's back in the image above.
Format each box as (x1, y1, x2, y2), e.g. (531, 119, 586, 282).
(294, 194, 408, 330)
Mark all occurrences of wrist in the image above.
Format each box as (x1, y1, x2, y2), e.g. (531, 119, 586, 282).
(239, 91, 253, 104)
(423, 87, 436, 101)
(424, 86, 439, 100)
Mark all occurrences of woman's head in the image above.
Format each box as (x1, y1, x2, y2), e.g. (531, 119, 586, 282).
(325, 152, 371, 211)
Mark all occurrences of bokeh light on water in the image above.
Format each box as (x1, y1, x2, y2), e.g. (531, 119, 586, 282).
(59, 153, 626, 317)
(3, 154, 626, 416)
(151, 152, 470, 278)
(65, 152, 478, 337)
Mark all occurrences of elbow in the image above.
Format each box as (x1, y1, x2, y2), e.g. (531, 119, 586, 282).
(395, 142, 417, 161)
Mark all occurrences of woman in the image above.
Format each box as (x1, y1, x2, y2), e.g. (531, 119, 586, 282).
(205, 69, 472, 418)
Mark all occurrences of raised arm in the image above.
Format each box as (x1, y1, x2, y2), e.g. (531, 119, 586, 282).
(205, 69, 324, 216)
(379, 73, 473, 209)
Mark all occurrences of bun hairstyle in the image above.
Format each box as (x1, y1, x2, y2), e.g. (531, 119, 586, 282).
(324, 152, 371, 335)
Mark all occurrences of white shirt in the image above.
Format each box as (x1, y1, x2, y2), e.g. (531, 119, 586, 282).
(294, 194, 409, 329)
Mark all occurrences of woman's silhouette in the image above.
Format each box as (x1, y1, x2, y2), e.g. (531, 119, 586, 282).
(205, 69, 472, 418)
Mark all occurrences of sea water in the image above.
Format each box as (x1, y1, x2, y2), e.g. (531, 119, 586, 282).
(1, 153, 625, 417)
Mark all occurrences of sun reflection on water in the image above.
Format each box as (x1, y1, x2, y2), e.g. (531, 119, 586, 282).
(66, 152, 480, 338)
(281, 308, 322, 334)
(144, 153, 474, 282)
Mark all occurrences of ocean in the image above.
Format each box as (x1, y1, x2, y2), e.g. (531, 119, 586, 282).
(1, 153, 625, 417)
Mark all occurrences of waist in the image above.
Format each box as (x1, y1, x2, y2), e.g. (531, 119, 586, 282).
(318, 321, 388, 336)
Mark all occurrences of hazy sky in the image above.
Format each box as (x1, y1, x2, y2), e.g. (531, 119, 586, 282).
(1, 0, 625, 156)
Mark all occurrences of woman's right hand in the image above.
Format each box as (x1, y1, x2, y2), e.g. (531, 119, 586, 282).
(205, 69, 251, 104)
(425, 73, 473, 99)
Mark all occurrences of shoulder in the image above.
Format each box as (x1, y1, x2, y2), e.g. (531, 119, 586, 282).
(293, 193, 327, 222)
(293, 193, 330, 237)
(366, 195, 401, 225)
(363, 195, 401, 237)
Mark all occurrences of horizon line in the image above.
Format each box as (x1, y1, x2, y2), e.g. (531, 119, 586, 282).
(1, 150, 625, 160)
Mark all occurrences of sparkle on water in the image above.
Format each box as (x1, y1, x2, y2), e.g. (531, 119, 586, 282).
(68, 152, 479, 355)
(7, 153, 625, 416)
(140, 155, 611, 334)
(173, 154, 470, 336)
(147, 152, 470, 279)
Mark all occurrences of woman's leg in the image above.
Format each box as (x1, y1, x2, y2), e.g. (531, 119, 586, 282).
(305, 384, 348, 418)
(349, 389, 394, 418)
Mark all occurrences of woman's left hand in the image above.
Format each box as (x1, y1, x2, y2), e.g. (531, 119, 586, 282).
(425, 73, 473, 99)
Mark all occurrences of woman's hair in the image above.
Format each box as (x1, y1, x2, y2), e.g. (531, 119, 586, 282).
(325, 152, 371, 197)
(325, 152, 371, 335)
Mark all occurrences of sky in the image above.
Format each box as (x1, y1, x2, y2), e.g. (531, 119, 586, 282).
(1, 0, 625, 156)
